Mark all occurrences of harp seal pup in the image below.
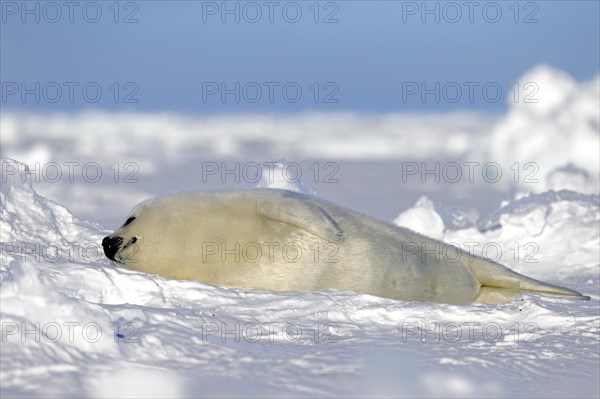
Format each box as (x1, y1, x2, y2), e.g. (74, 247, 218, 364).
(102, 189, 589, 304)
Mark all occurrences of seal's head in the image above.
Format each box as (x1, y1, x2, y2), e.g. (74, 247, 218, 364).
(100, 194, 192, 271)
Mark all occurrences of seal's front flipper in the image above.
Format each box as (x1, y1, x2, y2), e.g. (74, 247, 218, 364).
(256, 194, 344, 243)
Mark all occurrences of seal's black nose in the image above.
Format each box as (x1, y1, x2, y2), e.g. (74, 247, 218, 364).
(102, 236, 123, 261)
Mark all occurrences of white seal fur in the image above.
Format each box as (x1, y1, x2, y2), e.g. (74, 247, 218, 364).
(102, 189, 589, 304)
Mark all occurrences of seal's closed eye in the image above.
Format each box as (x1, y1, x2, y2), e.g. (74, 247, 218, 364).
(123, 217, 136, 227)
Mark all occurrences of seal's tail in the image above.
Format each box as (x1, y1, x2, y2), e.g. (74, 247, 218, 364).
(468, 257, 590, 300)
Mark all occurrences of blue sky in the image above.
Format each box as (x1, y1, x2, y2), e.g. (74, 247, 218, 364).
(1, 0, 599, 113)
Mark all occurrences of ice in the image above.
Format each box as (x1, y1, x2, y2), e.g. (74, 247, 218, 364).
(396, 189, 599, 282)
(393, 196, 446, 239)
(489, 66, 600, 193)
(2, 66, 598, 198)
(255, 160, 316, 194)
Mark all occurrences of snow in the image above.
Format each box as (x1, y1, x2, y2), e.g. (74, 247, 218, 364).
(394, 196, 446, 240)
(3, 66, 598, 195)
(489, 66, 600, 194)
(1, 65, 599, 397)
(1, 155, 598, 398)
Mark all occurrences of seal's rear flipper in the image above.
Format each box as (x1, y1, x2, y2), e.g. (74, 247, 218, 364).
(475, 287, 522, 304)
(475, 287, 591, 304)
(469, 257, 590, 301)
